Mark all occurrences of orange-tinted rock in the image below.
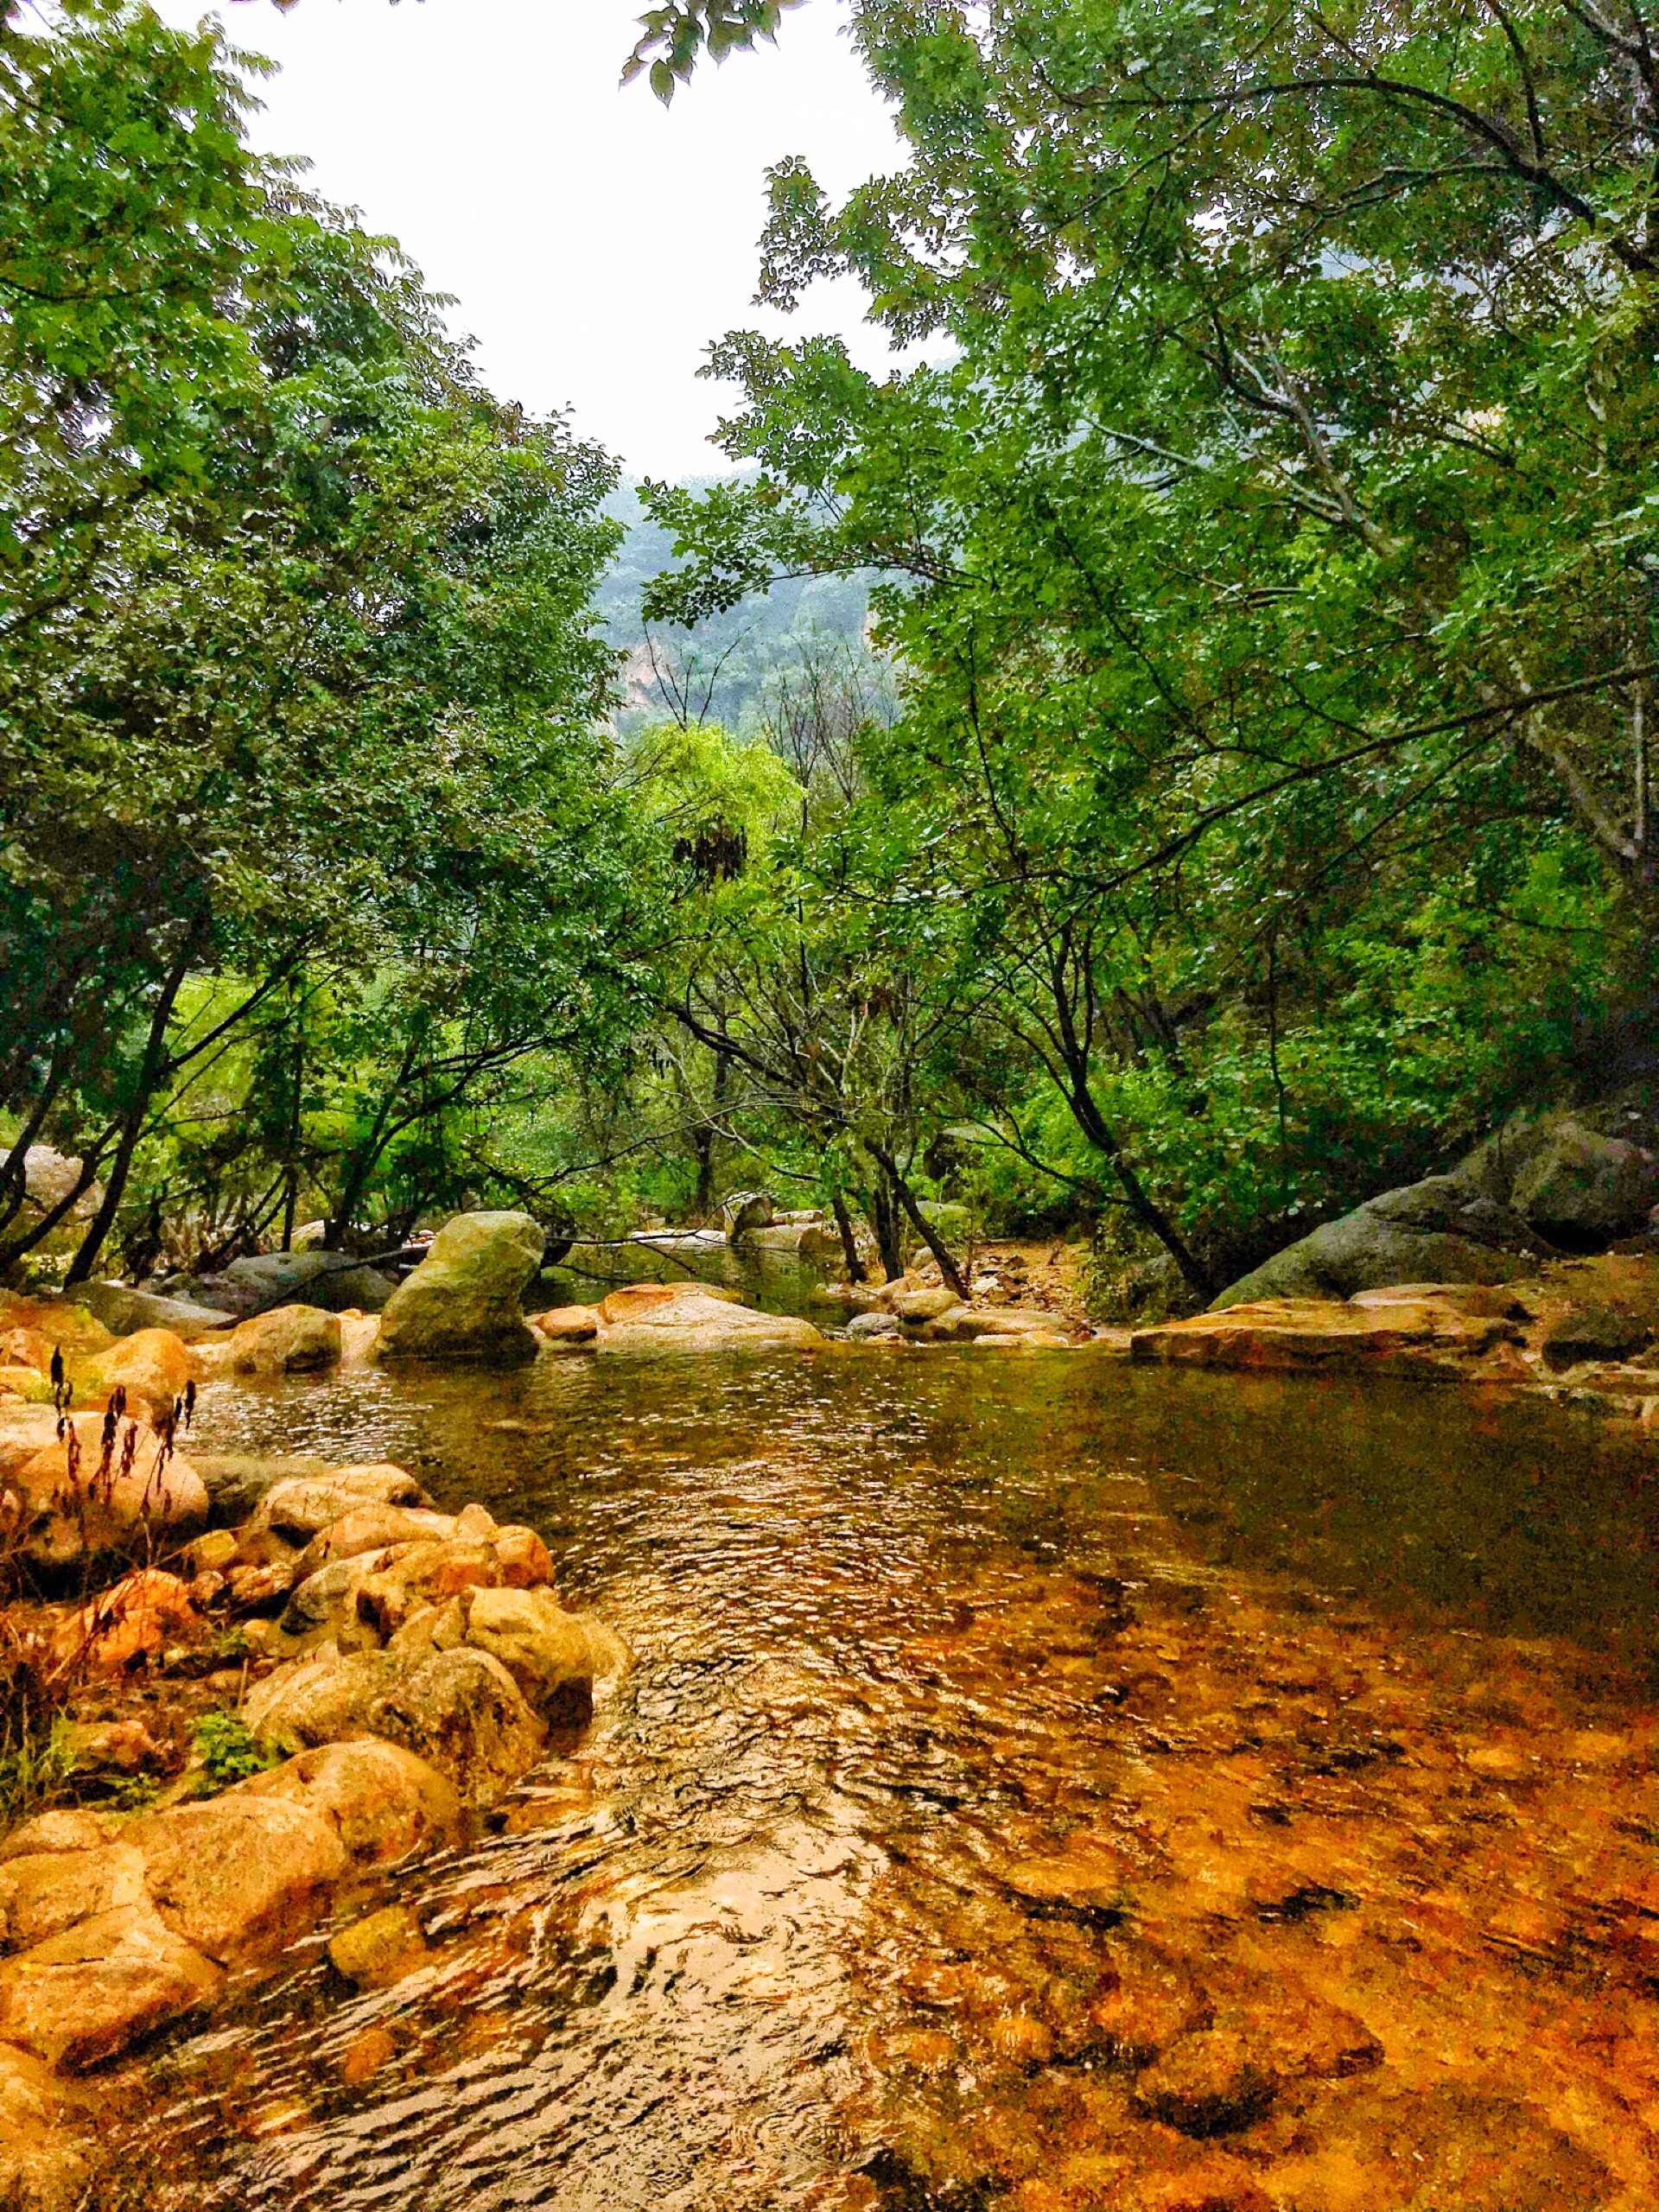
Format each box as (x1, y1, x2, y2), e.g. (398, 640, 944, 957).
(1129, 1298, 1521, 1377)
(534, 1306, 601, 1344)
(238, 1738, 461, 1867)
(493, 1524, 555, 1587)
(126, 1794, 346, 1967)
(0, 1846, 149, 1955)
(0, 1902, 220, 2070)
(227, 1305, 341, 1376)
(78, 1328, 191, 1419)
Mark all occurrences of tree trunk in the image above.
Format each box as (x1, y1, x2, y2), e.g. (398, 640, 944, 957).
(867, 1141, 969, 1299)
(64, 928, 200, 1287)
(869, 1174, 904, 1281)
(831, 1191, 867, 1282)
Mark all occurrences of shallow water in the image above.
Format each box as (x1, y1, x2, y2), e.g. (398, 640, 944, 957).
(105, 1351, 1659, 2210)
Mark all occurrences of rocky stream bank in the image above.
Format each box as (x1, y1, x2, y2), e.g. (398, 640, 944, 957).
(1, 1202, 1658, 2204)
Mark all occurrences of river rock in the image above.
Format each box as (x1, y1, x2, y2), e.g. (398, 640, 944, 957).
(0, 1813, 117, 1866)
(847, 1312, 900, 1340)
(70, 1281, 229, 1343)
(595, 1289, 821, 1354)
(376, 1211, 544, 1363)
(369, 1647, 544, 1805)
(276, 1552, 394, 1650)
(0, 1846, 149, 1955)
(124, 1796, 346, 1966)
(15, 1415, 207, 1564)
(1511, 1119, 1659, 1249)
(296, 1503, 458, 1573)
(327, 1903, 429, 1987)
(188, 1452, 336, 1523)
(533, 1304, 601, 1344)
(0, 1900, 221, 2070)
(76, 1327, 191, 1418)
(1541, 1304, 1654, 1371)
(239, 1739, 461, 1868)
(356, 1539, 503, 1635)
(1130, 1297, 1523, 1377)
(217, 1251, 397, 1314)
(0, 2038, 95, 2212)
(1214, 1174, 1545, 1307)
(387, 1596, 469, 1662)
(893, 1287, 962, 1325)
(493, 1523, 556, 1586)
(463, 1586, 594, 1713)
(227, 1304, 341, 1376)
(242, 1647, 406, 1751)
(248, 1464, 427, 1547)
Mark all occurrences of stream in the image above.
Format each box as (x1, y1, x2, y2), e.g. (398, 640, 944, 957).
(101, 1347, 1659, 2210)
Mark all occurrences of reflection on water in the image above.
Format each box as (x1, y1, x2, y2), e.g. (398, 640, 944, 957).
(105, 1353, 1659, 2209)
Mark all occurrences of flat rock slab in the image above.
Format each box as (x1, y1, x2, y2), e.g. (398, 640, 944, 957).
(595, 1290, 821, 1354)
(71, 1282, 233, 1343)
(1130, 1298, 1522, 1377)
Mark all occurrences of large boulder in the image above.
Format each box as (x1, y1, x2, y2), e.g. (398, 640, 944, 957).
(70, 1281, 230, 1343)
(13, 1414, 207, 1565)
(76, 1327, 191, 1419)
(595, 1288, 821, 1355)
(246, 1464, 427, 1548)
(464, 1586, 596, 1714)
(216, 1251, 397, 1314)
(240, 1641, 543, 1806)
(0, 1901, 220, 2071)
(226, 1304, 341, 1376)
(156, 1251, 396, 1320)
(1510, 1119, 1659, 1249)
(376, 1211, 544, 1363)
(370, 1647, 544, 1806)
(238, 1739, 461, 1869)
(1214, 1175, 1546, 1307)
(124, 1796, 346, 1967)
(241, 1647, 405, 1751)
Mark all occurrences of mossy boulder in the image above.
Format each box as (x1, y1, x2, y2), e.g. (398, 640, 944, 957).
(375, 1211, 544, 1363)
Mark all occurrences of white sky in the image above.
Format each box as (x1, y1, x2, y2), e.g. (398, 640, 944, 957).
(150, 0, 905, 478)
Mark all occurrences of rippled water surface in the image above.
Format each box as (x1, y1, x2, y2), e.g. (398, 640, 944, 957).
(106, 1351, 1659, 2210)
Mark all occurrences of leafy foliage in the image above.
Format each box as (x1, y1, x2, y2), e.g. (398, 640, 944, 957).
(637, 0, 1657, 1288)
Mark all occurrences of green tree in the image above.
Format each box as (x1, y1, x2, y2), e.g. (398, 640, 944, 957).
(639, 0, 1656, 1289)
(1, 3, 645, 1278)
